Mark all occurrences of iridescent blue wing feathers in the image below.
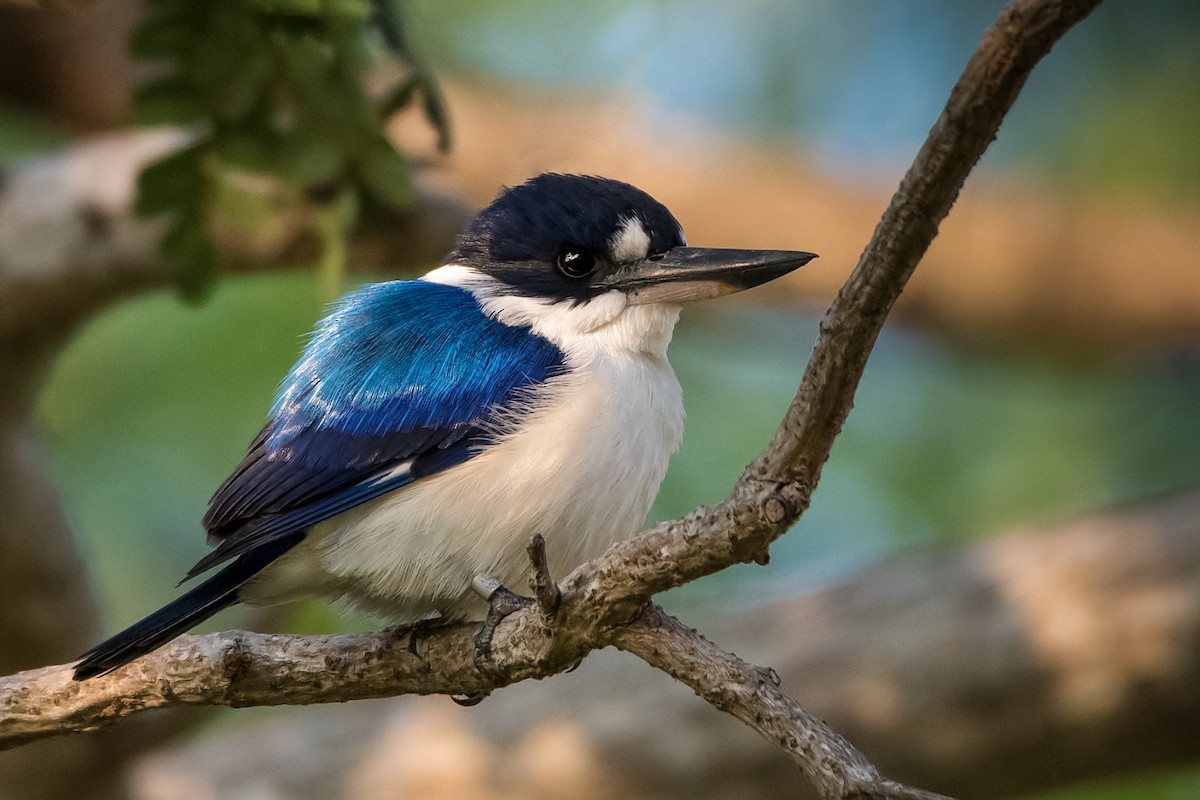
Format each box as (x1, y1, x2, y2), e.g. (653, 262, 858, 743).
(192, 281, 564, 577)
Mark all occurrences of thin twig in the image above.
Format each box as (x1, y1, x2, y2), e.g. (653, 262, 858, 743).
(614, 606, 959, 800)
(526, 533, 561, 620)
(560, 0, 1107, 613)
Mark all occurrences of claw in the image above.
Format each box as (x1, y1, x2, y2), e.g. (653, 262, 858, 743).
(384, 615, 445, 657)
(450, 691, 491, 707)
(473, 584, 534, 671)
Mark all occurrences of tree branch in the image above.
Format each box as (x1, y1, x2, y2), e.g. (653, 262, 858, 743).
(0, 1, 1104, 798)
(0, 130, 471, 345)
(613, 607, 955, 800)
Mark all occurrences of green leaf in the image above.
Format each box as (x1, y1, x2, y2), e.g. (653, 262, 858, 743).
(276, 133, 343, 184)
(213, 131, 277, 174)
(128, 15, 193, 59)
(134, 78, 208, 126)
(274, 31, 333, 88)
(162, 212, 219, 303)
(216, 130, 342, 186)
(323, 0, 371, 20)
(135, 142, 207, 217)
(256, 0, 324, 16)
(214, 50, 273, 122)
(125, 0, 443, 302)
(355, 142, 413, 208)
(210, 177, 279, 233)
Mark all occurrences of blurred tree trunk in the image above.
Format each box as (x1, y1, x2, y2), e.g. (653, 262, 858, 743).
(0, 341, 115, 799)
(0, 126, 469, 799)
(0, 0, 138, 129)
(0, 339, 99, 673)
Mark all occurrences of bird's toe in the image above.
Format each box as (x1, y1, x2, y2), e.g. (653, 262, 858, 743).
(472, 584, 534, 670)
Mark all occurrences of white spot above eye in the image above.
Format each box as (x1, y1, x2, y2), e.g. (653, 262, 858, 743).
(609, 216, 651, 262)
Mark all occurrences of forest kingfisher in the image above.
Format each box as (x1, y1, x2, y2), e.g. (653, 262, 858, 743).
(74, 173, 816, 680)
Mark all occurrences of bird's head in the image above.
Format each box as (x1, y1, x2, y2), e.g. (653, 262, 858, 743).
(427, 174, 816, 355)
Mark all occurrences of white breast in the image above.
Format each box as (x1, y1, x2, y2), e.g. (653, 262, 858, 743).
(243, 267, 685, 622)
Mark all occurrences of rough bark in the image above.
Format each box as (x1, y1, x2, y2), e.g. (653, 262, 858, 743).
(0, 3, 1106, 799)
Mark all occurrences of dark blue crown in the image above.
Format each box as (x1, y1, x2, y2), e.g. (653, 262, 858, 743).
(446, 174, 686, 302)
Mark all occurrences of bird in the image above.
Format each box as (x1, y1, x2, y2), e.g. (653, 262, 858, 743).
(73, 173, 816, 680)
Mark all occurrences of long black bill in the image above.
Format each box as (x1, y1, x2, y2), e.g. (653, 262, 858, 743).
(600, 247, 818, 305)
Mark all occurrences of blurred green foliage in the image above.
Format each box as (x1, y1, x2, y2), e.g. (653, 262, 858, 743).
(0, 102, 64, 167)
(130, 0, 447, 300)
(1031, 763, 1200, 800)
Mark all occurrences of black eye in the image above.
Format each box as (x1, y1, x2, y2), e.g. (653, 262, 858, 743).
(556, 245, 596, 279)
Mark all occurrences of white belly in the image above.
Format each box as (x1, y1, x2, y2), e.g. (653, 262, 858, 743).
(243, 354, 683, 621)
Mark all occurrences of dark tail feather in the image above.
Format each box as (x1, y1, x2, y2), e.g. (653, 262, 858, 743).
(73, 533, 303, 680)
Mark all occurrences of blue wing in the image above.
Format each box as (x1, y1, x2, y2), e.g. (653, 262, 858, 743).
(188, 280, 565, 578)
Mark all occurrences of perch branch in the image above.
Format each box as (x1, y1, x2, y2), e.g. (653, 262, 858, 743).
(119, 489, 1200, 799)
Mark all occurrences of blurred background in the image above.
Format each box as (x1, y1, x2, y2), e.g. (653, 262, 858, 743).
(1, 1, 1199, 799)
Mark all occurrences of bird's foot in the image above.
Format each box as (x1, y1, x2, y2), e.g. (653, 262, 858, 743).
(386, 615, 446, 657)
(450, 690, 490, 707)
(472, 583, 535, 672)
(468, 536, 562, 677)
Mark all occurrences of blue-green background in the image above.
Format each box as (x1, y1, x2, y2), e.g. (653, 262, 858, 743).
(8, 1, 1200, 796)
